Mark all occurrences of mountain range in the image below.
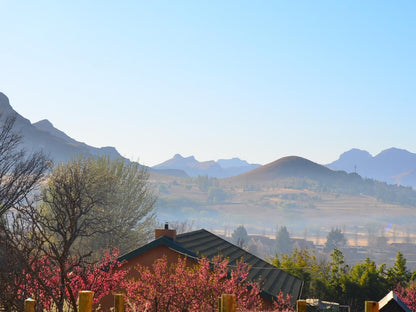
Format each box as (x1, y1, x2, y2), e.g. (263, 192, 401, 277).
(152, 154, 260, 178)
(327, 148, 416, 188)
(2, 91, 416, 188)
(0, 92, 124, 163)
(0, 92, 258, 177)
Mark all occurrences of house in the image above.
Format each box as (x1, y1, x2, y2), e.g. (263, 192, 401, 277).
(104, 224, 303, 309)
(379, 291, 411, 312)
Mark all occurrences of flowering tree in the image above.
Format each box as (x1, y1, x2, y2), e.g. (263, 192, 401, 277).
(395, 282, 416, 312)
(17, 249, 126, 312)
(271, 292, 295, 312)
(123, 256, 260, 311)
(123, 255, 294, 312)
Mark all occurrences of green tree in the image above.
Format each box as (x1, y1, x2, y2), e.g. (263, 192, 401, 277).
(207, 186, 229, 202)
(324, 228, 347, 252)
(42, 156, 157, 255)
(344, 258, 388, 311)
(91, 157, 157, 253)
(324, 249, 349, 303)
(271, 248, 324, 298)
(387, 251, 411, 287)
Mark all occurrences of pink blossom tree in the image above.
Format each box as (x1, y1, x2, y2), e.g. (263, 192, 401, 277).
(395, 282, 416, 312)
(123, 255, 294, 312)
(17, 249, 126, 312)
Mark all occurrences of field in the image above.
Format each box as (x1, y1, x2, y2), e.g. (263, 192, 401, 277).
(149, 172, 416, 245)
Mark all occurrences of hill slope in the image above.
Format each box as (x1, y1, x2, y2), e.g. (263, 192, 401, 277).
(0, 92, 124, 163)
(228, 156, 336, 182)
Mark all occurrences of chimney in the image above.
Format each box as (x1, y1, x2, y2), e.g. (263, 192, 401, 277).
(155, 222, 176, 241)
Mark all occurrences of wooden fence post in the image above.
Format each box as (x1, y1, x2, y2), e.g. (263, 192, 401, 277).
(78, 291, 94, 312)
(297, 300, 307, 312)
(24, 298, 36, 312)
(365, 301, 379, 312)
(218, 294, 236, 312)
(114, 293, 124, 312)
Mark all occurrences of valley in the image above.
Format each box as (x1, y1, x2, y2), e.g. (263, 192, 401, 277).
(151, 170, 416, 242)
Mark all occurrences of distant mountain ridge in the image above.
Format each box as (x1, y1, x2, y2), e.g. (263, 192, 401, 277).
(0, 92, 125, 163)
(327, 148, 416, 188)
(220, 155, 416, 208)
(153, 154, 260, 178)
(4, 92, 416, 185)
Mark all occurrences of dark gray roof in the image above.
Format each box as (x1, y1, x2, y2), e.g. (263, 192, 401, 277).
(176, 229, 303, 302)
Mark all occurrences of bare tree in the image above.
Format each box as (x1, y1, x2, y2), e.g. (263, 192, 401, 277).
(0, 114, 49, 216)
(0, 114, 49, 311)
(169, 219, 196, 234)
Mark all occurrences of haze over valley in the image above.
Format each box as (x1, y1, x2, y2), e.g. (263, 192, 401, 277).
(2, 3, 416, 310)
(1, 92, 416, 270)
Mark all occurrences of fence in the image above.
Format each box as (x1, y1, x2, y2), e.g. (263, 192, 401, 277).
(23, 292, 379, 312)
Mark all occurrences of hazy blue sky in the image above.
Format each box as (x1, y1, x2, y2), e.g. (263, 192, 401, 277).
(1, 1, 415, 166)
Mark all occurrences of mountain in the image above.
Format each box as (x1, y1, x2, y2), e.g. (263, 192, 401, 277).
(217, 158, 251, 168)
(154, 154, 416, 242)
(0, 92, 124, 163)
(224, 155, 416, 206)
(152, 154, 260, 178)
(226, 156, 341, 184)
(327, 148, 416, 187)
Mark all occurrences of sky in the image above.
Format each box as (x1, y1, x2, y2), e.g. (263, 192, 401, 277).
(0, 1, 415, 167)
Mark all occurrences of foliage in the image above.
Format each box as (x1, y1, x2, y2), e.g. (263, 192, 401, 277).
(16, 249, 125, 312)
(231, 225, 250, 248)
(271, 248, 416, 312)
(387, 251, 411, 287)
(324, 228, 347, 252)
(271, 248, 324, 298)
(271, 292, 295, 312)
(88, 157, 157, 253)
(343, 257, 388, 311)
(123, 255, 263, 312)
(195, 175, 219, 192)
(0, 156, 156, 311)
(395, 282, 416, 312)
(208, 186, 229, 202)
(42, 156, 157, 256)
(275, 226, 292, 255)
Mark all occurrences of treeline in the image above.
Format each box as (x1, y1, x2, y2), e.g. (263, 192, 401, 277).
(277, 171, 416, 207)
(272, 248, 416, 312)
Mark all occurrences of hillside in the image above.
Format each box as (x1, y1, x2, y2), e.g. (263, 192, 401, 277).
(153, 156, 416, 240)
(226, 156, 336, 182)
(0, 92, 124, 163)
